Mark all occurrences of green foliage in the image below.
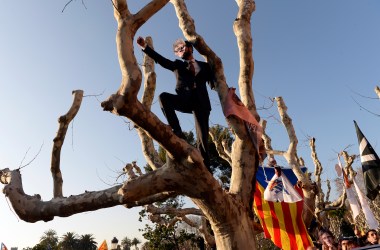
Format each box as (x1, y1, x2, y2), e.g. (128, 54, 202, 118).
(59, 232, 79, 250)
(28, 230, 98, 250)
(328, 207, 346, 218)
(31, 244, 47, 250)
(77, 234, 97, 250)
(131, 237, 141, 248)
(139, 197, 184, 222)
(38, 229, 59, 250)
(121, 236, 132, 250)
(141, 224, 198, 250)
(139, 196, 200, 249)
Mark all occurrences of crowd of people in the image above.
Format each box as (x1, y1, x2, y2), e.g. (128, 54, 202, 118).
(311, 227, 380, 250)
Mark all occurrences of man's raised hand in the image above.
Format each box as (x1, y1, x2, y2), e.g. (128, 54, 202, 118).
(137, 36, 146, 48)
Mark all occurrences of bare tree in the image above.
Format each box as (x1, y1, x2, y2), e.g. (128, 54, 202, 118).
(1, 1, 260, 249)
(8, 0, 368, 248)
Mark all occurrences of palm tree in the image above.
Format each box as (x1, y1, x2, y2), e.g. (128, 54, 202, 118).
(78, 234, 97, 250)
(121, 236, 132, 250)
(60, 232, 79, 250)
(131, 238, 141, 250)
(39, 229, 59, 250)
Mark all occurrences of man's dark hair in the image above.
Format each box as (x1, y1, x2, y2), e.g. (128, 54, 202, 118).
(365, 229, 378, 238)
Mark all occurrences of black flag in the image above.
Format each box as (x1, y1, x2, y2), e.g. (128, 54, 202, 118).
(354, 120, 380, 200)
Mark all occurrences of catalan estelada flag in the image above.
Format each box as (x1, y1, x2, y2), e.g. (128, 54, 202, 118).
(253, 166, 313, 250)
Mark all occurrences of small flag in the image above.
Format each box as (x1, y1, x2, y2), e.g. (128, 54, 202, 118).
(1, 243, 8, 250)
(354, 120, 380, 200)
(353, 177, 379, 230)
(336, 155, 360, 219)
(98, 240, 108, 250)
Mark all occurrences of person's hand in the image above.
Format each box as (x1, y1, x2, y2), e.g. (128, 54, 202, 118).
(137, 36, 145, 48)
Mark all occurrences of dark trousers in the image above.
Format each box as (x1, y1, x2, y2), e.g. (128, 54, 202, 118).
(159, 92, 210, 170)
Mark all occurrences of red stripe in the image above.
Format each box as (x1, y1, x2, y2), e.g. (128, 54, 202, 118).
(268, 202, 282, 247)
(281, 202, 298, 249)
(295, 186, 313, 248)
(297, 200, 313, 248)
(253, 183, 271, 238)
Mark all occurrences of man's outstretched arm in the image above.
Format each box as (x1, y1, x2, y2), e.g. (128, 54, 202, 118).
(137, 36, 176, 71)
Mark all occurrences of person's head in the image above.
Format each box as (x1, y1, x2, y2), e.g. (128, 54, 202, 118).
(365, 229, 378, 244)
(173, 38, 193, 60)
(268, 157, 277, 166)
(318, 228, 336, 247)
(338, 236, 359, 250)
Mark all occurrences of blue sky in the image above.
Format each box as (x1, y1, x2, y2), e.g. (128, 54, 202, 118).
(1, 0, 380, 248)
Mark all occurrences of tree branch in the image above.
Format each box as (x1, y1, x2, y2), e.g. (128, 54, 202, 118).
(209, 130, 232, 165)
(118, 160, 221, 203)
(274, 96, 315, 227)
(123, 161, 143, 179)
(233, 0, 257, 117)
(146, 204, 216, 247)
(136, 36, 164, 170)
(51, 90, 83, 198)
(1, 169, 122, 222)
(133, 0, 170, 33)
(124, 191, 178, 208)
(146, 204, 203, 217)
(275, 97, 308, 182)
(310, 137, 325, 219)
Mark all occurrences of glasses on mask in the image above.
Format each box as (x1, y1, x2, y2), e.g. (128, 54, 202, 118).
(174, 45, 186, 53)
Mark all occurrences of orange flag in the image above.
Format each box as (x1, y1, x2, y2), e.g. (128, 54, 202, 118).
(223, 87, 264, 158)
(98, 240, 108, 250)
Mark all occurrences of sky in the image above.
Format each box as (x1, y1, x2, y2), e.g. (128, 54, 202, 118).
(1, 0, 380, 249)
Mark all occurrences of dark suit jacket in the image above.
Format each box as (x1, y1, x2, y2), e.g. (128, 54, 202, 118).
(143, 45, 215, 111)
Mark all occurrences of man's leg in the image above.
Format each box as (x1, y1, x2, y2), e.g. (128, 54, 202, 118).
(193, 109, 211, 172)
(159, 92, 191, 137)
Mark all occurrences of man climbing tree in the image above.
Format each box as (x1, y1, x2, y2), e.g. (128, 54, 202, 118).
(136, 36, 215, 171)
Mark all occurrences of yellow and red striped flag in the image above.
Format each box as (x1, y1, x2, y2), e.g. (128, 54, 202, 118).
(98, 240, 108, 250)
(253, 166, 313, 250)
